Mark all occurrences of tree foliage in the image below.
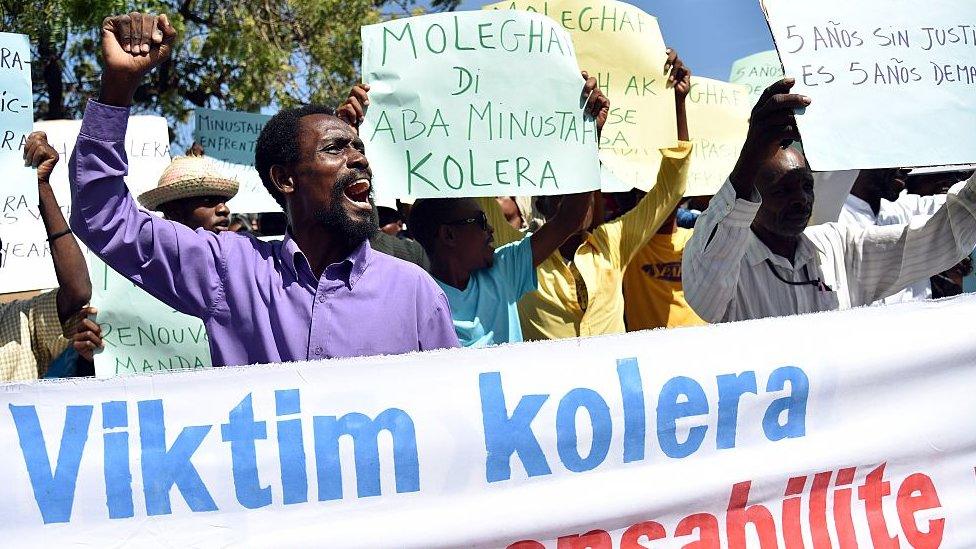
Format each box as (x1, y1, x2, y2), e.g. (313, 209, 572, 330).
(2, 0, 454, 124)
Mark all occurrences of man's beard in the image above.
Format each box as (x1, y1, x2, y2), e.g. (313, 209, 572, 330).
(313, 178, 378, 247)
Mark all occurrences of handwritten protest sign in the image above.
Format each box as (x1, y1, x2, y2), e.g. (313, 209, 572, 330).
(0, 33, 36, 208)
(193, 108, 281, 213)
(729, 50, 784, 106)
(599, 78, 748, 196)
(486, 0, 677, 190)
(685, 78, 750, 196)
(0, 117, 170, 294)
(88, 253, 211, 378)
(360, 11, 600, 198)
(762, 0, 976, 171)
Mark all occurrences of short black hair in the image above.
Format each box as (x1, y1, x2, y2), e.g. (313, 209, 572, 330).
(254, 104, 338, 209)
(407, 198, 465, 255)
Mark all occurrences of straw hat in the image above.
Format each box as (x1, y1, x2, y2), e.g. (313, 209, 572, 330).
(138, 156, 239, 210)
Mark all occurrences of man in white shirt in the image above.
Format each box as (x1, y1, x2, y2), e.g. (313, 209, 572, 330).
(683, 79, 976, 323)
(839, 168, 966, 303)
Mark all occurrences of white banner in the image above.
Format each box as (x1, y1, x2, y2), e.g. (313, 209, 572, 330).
(2, 295, 975, 546)
(0, 117, 170, 293)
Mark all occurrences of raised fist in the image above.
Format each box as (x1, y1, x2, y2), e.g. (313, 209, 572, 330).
(99, 12, 176, 105)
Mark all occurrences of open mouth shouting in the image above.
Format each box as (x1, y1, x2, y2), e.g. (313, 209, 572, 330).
(342, 177, 373, 212)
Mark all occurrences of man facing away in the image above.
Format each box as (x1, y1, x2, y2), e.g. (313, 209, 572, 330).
(838, 167, 969, 304)
(70, 13, 458, 367)
(683, 79, 976, 323)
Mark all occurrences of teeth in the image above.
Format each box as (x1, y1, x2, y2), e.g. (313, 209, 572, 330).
(346, 179, 371, 197)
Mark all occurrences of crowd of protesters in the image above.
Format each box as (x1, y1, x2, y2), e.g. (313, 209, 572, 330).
(3, 12, 975, 380)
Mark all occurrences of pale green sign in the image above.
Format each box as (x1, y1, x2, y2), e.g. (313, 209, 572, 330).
(89, 253, 212, 378)
(360, 10, 601, 198)
(729, 50, 784, 106)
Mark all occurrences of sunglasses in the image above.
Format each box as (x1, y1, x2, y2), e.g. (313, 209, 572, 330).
(443, 211, 490, 232)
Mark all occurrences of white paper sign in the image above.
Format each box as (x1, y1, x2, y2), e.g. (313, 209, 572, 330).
(0, 117, 170, 293)
(762, 0, 976, 171)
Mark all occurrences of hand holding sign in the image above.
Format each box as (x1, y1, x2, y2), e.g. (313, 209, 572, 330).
(338, 83, 371, 128)
(729, 79, 811, 199)
(667, 49, 691, 99)
(99, 13, 177, 107)
(72, 307, 104, 362)
(580, 71, 610, 137)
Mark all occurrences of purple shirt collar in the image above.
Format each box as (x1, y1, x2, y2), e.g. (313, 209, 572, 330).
(280, 230, 372, 290)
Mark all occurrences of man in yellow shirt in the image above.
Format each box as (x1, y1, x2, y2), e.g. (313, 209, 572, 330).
(480, 50, 693, 340)
(623, 204, 705, 331)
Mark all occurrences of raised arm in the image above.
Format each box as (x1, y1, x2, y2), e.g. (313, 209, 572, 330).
(69, 13, 222, 318)
(849, 173, 976, 305)
(727, 79, 811, 200)
(682, 79, 812, 322)
(599, 50, 693, 267)
(24, 132, 91, 323)
(524, 73, 608, 266)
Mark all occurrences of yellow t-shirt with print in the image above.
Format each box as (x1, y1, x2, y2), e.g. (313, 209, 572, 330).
(623, 227, 705, 331)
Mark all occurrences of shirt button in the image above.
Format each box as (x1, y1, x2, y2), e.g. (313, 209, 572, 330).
(317, 295, 326, 304)
(314, 347, 323, 355)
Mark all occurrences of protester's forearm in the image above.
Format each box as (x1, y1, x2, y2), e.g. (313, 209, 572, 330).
(39, 183, 91, 321)
(530, 195, 587, 266)
(682, 181, 758, 322)
(97, 73, 140, 108)
(675, 97, 689, 142)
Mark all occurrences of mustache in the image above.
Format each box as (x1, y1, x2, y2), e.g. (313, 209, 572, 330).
(335, 170, 373, 192)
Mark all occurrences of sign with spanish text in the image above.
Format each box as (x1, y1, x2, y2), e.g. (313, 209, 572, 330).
(89, 253, 212, 379)
(360, 11, 600, 198)
(729, 49, 784, 106)
(2, 293, 976, 545)
(762, 0, 976, 171)
(0, 117, 170, 294)
(486, 0, 678, 190)
(0, 33, 36, 210)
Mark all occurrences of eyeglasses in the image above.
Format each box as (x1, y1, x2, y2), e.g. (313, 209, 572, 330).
(443, 211, 490, 232)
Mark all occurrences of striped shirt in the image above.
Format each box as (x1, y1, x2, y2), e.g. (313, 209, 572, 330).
(683, 175, 976, 323)
(0, 290, 70, 381)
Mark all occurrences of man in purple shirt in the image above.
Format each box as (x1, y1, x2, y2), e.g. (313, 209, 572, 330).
(69, 12, 459, 367)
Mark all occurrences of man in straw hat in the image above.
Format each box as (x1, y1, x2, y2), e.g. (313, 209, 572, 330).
(138, 155, 239, 233)
(69, 12, 459, 367)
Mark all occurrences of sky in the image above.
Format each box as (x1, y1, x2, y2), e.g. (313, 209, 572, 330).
(455, 0, 776, 81)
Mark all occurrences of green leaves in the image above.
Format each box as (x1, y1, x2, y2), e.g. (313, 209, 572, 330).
(5, 0, 444, 125)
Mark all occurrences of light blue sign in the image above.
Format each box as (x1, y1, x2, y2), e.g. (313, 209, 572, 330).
(0, 32, 36, 206)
